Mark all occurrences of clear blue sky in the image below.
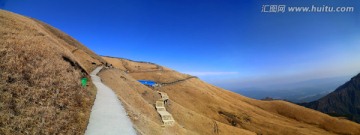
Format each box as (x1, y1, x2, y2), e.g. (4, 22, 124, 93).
(2, 0, 360, 90)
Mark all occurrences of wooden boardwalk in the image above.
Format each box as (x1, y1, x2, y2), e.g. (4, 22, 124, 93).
(155, 92, 175, 126)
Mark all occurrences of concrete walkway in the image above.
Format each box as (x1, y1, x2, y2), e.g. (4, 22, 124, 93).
(85, 67, 136, 135)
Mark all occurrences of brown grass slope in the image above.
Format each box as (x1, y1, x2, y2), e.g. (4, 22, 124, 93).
(103, 56, 360, 135)
(30, 18, 106, 73)
(0, 10, 102, 134)
(98, 68, 254, 135)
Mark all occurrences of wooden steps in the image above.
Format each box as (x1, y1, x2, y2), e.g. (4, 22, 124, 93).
(155, 92, 175, 126)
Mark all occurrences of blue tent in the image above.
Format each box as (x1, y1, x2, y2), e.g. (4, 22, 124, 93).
(138, 80, 156, 87)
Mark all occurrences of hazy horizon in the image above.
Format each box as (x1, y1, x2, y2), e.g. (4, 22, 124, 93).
(2, 0, 360, 90)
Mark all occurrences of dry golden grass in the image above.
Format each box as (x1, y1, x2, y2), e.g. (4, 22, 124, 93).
(103, 57, 192, 83)
(102, 57, 128, 71)
(103, 56, 360, 135)
(103, 57, 172, 72)
(2, 8, 358, 135)
(98, 68, 254, 135)
(30, 18, 106, 73)
(0, 10, 100, 134)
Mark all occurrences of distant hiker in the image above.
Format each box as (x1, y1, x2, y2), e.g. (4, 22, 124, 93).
(81, 77, 88, 87)
(104, 62, 110, 68)
(164, 99, 168, 105)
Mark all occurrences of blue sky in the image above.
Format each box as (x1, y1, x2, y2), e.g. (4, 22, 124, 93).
(2, 0, 360, 90)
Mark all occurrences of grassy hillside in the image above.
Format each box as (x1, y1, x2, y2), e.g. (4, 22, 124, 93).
(30, 18, 106, 73)
(98, 68, 254, 135)
(103, 56, 360, 135)
(2, 9, 360, 135)
(0, 10, 103, 134)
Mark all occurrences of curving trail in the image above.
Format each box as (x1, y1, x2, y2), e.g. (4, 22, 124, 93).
(159, 76, 197, 86)
(85, 67, 136, 135)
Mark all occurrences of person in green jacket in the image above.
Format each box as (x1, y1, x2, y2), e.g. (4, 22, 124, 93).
(81, 77, 88, 87)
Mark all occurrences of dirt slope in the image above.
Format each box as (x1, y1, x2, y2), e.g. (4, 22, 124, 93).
(102, 56, 360, 135)
(0, 10, 104, 134)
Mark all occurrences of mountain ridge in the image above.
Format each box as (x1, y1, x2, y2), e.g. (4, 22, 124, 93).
(301, 73, 360, 123)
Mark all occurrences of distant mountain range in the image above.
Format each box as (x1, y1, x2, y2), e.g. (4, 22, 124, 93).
(234, 76, 350, 103)
(301, 73, 360, 123)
